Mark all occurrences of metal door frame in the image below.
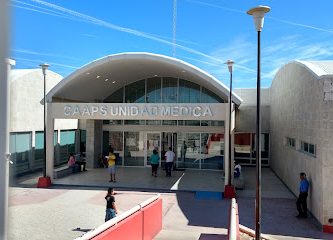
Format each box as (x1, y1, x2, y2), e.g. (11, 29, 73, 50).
(144, 132, 161, 167)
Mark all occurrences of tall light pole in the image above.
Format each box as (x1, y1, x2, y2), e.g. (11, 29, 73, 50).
(225, 60, 235, 193)
(35, 64, 52, 189)
(40, 63, 49, 178)
(247, 6, 270, 240)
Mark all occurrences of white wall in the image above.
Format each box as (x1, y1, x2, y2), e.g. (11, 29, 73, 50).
(269, 62, 333, 226)
(9, 69, 77, 132)
(234, 88, 270, 133)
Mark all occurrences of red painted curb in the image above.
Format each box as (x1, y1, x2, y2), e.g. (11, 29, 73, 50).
(37, 177, 52, 188)
(323, 225, 333, 234)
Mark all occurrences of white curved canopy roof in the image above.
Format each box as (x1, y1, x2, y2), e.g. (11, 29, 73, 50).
(47, 52, 242, 105)
(295, 60, 333, 79)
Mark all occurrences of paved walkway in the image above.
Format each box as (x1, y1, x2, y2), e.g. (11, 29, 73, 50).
(11, 167, 333, 240)
(17, 167, 225, 192)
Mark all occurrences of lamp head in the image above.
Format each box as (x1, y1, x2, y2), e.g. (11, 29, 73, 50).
(39, 63, 50, 75)
(247, 6, 270, 32)
(224, 60, 234, 73)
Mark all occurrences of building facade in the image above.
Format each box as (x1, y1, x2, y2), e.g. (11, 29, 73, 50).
(44, 52, 244, 186)
(10, 54, 333, 230)
(269, 60, 333, 231)
(9, 69, 77, 175)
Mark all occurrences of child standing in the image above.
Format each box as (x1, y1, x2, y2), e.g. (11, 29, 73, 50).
(105, 187, 118, 222)
(107, 148, 117, 182)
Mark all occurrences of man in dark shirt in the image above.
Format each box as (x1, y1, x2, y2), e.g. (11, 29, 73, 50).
(105, 187, 118, 222)
(296, 172, 309, 218)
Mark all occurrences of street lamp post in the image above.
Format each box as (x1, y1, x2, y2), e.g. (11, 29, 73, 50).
(37, 63, 52, 188)
(247, 6, 270, 240)
(226, 60, 234, 185)
(40, 63, 49, 178)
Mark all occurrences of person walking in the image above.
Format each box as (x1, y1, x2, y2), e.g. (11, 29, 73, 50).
(105, 187, 118, 222)
(296, 172, 309, 218)
(164, 147, 175, 177)
(107, 148, 117, 182)
(150, 149, 160, 177)
(234, 161, 241, 178)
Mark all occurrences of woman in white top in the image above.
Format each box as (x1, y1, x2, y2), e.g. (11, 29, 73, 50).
(164, 147, 175, 177)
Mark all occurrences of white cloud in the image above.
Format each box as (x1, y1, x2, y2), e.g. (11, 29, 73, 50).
(194, 35, 333, 88)
(12, 48, 81, 61)
(23, 0, 218, 63)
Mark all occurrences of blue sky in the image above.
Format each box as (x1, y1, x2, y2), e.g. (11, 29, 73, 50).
(11, 0, 333, 88)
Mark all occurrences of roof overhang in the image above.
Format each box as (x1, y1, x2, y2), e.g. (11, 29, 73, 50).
(47, 52, 242, 105)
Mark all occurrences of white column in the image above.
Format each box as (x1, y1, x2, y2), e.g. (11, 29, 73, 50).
(86, 120, 102, 168)
(231, 103, 235, 184)
(224, 105, 230, 186)
(46, 103, 55, 179)
(0, 18, 13, 236)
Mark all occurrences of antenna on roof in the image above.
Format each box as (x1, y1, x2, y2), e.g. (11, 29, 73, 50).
(172, 0, 177, 57)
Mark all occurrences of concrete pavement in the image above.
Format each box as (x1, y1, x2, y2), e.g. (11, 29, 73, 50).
(10, 166, 333, 240)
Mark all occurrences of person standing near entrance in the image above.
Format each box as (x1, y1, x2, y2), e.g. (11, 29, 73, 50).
(105, 187, 118, 222)
(165, 147, 175, 177)
(296, 172, 309, 218)
(150, 149, 160, 177)
(107, 148, 117, 182)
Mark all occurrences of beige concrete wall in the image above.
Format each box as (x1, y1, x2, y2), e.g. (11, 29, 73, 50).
(9, 69, 77, 133)
(234, 88, 270, 133)
(269, 62, 333, 225)
(319, 77, 333, 226)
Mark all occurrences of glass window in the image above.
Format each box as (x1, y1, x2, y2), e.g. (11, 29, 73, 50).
(176, 133, 201, 169)
(300, 141, 316, 157)
(104, 87, 124, 103)
(162, 77, 178, 103)
(59, 130, 76, 165)
(124, 120, 146, 125)
(147, 120, 161, 125)
(177, 120, 200, 126)
(200, 133, 224, 170)
(35, 132, 44, 163)
(201, 121, 224, 126)
(103, 120, 123, 125)
(179, 79, 200, 103)
(146, 77, 161, 103)
(124, 132, 144, 166)
(234, 133, 251, 158)
(252, 133, 270, 161)
(125, 79, 145, 103)
(286, 137, 295, 148)
(162, 120, 177, 125)
(201, 87, 224, 103)
(10, 132, 31, 174)
(109, 131, 124, 166)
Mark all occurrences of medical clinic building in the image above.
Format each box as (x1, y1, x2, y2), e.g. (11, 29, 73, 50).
(10, 53, 333, 230)
(44, 53, 242, 186)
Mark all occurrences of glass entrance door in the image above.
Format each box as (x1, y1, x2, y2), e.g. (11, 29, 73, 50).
(145, 132, 161, 167)
(161, 132, 177, 169)
(176, 133, 201, 169)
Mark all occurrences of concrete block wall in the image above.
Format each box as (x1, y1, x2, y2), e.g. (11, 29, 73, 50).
(319, 76, 333, 227)
(234, 88, 270, 133)
(9, 69, 77, 133)
(269, 62, 333, 226)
